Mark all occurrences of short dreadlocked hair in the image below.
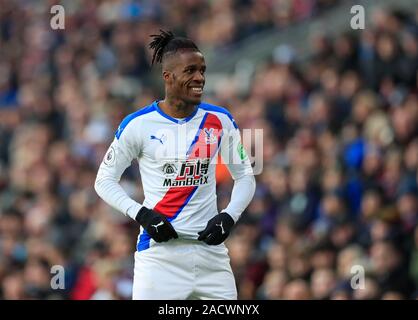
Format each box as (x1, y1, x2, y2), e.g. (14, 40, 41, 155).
(149, 29, 200, 65)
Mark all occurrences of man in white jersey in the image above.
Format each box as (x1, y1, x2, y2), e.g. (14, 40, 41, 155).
(94, 30, 256, 300)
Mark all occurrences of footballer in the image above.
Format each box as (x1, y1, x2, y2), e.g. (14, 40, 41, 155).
(94, 30, 255, 299)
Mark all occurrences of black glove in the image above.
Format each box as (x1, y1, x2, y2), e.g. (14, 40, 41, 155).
(135, 207, 178, 242)
(197, 212, 235, 245)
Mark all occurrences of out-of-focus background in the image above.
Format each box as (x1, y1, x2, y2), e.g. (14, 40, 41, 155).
(0, 0, 417, 300)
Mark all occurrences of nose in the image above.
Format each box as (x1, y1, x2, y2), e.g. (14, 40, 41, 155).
(194, 72, 205, 84)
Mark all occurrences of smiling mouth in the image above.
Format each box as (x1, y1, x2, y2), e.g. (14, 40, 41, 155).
(190, 87, 203, 94)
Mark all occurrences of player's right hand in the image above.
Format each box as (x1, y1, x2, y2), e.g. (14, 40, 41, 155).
(135, 207, 178, 242)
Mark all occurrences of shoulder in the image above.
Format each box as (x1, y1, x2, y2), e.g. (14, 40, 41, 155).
(199, 102, 238, 129)
(115, 103, 157, 139)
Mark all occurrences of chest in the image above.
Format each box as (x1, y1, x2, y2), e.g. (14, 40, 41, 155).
(141, 115, 223, 162)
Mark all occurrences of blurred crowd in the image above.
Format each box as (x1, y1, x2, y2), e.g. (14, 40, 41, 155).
(224, 7, 418, 300)
(0, 0, 417, 300)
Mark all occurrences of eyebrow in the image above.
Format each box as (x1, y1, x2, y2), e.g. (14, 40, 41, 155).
(183, 64, 206, 70)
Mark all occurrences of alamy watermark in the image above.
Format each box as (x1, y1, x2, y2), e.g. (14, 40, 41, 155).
(109, 126, 264, 176)
(350, 265, 365, 290)
(50, 265, 65, 290)
(50, 5, 65, 30)
(350, 5, 365, 30)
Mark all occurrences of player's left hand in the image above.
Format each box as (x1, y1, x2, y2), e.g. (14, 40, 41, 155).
(197, 212, 235, 245)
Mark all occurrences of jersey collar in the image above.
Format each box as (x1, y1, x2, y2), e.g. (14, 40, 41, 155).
(153, 100, 200, 124)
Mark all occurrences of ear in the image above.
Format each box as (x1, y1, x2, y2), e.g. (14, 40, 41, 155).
(162, 70, 172, 85)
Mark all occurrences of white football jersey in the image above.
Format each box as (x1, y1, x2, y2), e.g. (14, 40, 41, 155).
(95, 100, 255, 251)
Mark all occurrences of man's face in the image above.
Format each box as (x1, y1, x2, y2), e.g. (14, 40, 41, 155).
(164, 50, 206, 105)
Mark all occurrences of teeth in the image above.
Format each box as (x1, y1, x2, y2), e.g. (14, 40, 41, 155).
(191, 87, 202, 93)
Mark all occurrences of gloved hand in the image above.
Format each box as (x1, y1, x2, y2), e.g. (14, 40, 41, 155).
(135, 207, 178, 242)
(197, 212, 235, 245)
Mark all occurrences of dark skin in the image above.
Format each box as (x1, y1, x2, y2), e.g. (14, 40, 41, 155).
(158, 50, 206, 119)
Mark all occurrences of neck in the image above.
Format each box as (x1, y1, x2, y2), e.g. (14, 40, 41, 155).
(159, 96, 197, 119)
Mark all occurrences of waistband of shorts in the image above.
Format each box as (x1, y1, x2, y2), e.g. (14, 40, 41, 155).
(137, 237, 226, 252)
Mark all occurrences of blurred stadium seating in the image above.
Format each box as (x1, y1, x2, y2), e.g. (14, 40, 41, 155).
(0, 0, 417, 300)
